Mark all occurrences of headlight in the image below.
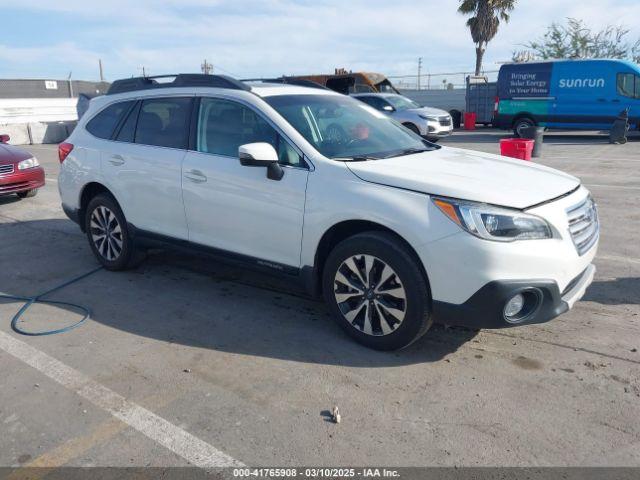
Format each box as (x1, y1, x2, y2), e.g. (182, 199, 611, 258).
(432, 197, 552, 242)
(18, 157, 39, 170)
(418, 114, 438, 121)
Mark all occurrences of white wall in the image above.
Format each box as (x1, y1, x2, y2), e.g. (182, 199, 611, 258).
(0, 98, 78, 144)
(0, 98, 78, 124)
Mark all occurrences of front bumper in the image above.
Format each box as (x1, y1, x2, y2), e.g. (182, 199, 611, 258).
(424, 121, 453, 139)
(432, 264, 595, 328)
(0, 166, 45, 195)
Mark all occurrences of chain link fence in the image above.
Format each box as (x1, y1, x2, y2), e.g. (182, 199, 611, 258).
(388, 70, 499, 90)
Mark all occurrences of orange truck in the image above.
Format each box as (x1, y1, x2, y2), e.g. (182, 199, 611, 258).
(258, 69, 400, 94)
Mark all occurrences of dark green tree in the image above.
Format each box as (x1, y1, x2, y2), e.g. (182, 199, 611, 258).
(520, 18, 640, 63)
(458, 0, 517, 75)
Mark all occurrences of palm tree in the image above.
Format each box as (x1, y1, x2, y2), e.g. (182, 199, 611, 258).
(458, 0, 516, 75)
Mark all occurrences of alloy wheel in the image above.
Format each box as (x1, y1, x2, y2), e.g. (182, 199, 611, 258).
(90, 206, 123, 261)
(333, 254, 407, 336)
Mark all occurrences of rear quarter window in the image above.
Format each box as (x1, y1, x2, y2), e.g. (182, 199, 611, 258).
(86, 101, 135, 139)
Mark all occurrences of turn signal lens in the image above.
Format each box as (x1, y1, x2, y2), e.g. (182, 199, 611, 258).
(433, 199, 462, 226)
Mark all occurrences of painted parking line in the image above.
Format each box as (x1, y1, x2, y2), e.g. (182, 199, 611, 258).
(585, 184, 640, 191)
(0, 330, 244, 468)
(598, 254, 640, 265)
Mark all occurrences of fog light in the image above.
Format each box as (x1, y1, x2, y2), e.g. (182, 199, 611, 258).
(504, 293, 525, 319)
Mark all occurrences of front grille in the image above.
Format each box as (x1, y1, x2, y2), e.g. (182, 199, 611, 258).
(566, 196, 599, 256)
(438, 116, 452, 127)
(0, 164, 14, 175)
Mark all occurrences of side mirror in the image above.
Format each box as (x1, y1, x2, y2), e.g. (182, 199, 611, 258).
(238, 142, 284, 181)
(0, 134, 10, 143)
(382, 105, 395, 112)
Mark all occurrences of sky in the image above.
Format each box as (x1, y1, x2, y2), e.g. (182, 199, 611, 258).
(1, 0, 639, 83)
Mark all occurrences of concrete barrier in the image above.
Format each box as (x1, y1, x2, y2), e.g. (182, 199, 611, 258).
(0, 121, 77, 145)
(0, 123, 31, 145)
(29, 121, 75, 144)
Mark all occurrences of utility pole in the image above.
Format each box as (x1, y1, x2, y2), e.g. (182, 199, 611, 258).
(201, 59, 213, 75)
(417, 57, 422, 90)
(99, 59, 105, 82)
(67, 71, 73, 98)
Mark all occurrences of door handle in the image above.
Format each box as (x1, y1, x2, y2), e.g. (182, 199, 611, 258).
(612, 99, 621, 103)
(184, 169, 207, 183)
(597, 98, 606, 102)
(109, 154, 125, 166)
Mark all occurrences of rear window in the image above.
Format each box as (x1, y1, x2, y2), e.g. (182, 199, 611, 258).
(134, 97, 192, 149)
(86, 101, 135, 139)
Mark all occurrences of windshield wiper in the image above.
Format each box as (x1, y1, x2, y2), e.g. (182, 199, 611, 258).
(381, 147, 431, 159)
(333, 155, 378, 162)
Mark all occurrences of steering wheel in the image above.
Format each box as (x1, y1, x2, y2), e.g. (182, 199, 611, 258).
(325, 123, 348, 145)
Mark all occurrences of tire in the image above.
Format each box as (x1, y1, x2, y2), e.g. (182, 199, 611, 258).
(84, 193, 138, 270)
(513, 117, 535, 137)
(16, 189, 38, 198)
(403, 123, 421, 135)
(322, 232, 432, 350)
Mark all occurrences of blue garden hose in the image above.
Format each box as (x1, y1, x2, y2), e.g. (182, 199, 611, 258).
(0, 266, 103, 336)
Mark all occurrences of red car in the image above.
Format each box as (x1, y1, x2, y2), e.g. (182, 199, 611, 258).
(0, 134, 45, 199)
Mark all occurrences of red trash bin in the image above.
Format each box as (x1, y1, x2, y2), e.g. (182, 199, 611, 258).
(500, 138, 534, 161)
(463, 112, 476, 130)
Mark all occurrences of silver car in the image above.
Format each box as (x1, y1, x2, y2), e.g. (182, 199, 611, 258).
(352, 93, 453, 142)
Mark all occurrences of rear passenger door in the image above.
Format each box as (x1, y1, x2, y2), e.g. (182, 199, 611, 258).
(181, 97, 309, 270)
(101, 96, 193, 240)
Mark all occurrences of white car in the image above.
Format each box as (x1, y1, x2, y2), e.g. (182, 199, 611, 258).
(58, 74, 598, 350)
(351, 93, 453, 141)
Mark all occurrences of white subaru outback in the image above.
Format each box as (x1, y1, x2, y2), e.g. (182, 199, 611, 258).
(58, 74, 598, 350)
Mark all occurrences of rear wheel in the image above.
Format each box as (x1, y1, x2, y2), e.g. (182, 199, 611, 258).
(84, 194, 139, 270)
(16, 189, 38, 198)
(513, 117, 535, 137)
(322, 232, 432, 350)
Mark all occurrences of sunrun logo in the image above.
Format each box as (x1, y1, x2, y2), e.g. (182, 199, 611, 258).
(559, 77, 605, 88)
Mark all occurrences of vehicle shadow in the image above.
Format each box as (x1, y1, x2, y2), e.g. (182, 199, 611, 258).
(1, 219, 479, 367)
(583, 277, 640, 306)
(0, 195, 21, 206)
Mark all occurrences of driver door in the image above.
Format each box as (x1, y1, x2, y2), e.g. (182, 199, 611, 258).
(181, 97, 309, 270)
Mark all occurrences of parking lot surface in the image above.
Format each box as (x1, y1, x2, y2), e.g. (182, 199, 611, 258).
(1, 131, 639, 468)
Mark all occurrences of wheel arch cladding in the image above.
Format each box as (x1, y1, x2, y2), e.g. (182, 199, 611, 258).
(79, 182, 117, 232)
(310, 220, 431, 298)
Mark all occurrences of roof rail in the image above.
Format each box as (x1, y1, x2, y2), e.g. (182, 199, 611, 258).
(107, 74, 251, 95)
(242, 77, 329, 90)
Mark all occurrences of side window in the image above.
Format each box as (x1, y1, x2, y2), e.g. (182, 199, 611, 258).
(197, 97, 304, 167)
(134, 97, 192, 149)
(115, 102, 140, 143)
(359, 96, 388, 111)
(86, 101, 134, 139)
(636, 76, 640, 99)
(617, 73, 636, 98)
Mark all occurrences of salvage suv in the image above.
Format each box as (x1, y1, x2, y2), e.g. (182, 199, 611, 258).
(58, 74, 598, 350)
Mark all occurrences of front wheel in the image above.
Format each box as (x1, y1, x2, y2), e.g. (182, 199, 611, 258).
(403, 123, 421, 135)
(16, 189, 38, 198)
(322, 232, 432, 350)
(84, 193, 138, 270)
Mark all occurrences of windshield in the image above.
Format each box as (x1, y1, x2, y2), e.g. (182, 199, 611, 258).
(385, 95, 421, 111)
(265, 94, 435, 160)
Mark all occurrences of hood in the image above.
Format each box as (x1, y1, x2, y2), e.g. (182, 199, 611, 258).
(346, 146, 580, 209)
(0, 143, 32, 164)
(409, 106, 449, 117)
